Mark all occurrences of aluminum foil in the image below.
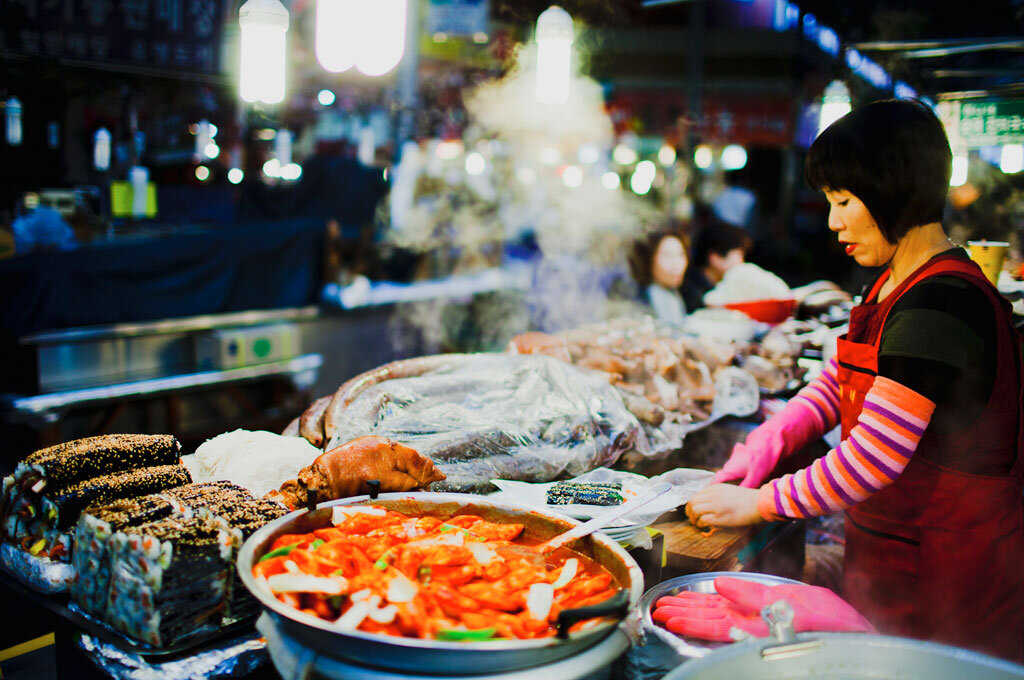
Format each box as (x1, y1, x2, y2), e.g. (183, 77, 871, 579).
(0, 542, 75, 594)
(78, 631, 267, 680)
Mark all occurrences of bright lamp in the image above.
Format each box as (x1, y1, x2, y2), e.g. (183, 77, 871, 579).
(535, 6, 574, 104)
(239, 0, 289, 104)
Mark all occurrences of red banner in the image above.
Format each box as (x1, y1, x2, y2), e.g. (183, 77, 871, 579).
(607, 90, 796, 146)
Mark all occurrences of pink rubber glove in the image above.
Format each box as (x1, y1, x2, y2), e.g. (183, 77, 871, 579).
(713, 398, 825, 488)
(653, 576, 876, 642)
(654, 591, 765, 641)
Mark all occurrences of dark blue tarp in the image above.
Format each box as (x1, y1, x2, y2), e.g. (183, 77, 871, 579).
(0, 217, 325, 339)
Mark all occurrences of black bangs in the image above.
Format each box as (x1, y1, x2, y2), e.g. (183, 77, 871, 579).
(804, 122, 850, 193)
(803, 99, 952, 244)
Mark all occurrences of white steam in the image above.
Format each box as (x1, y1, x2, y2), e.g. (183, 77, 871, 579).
(384, 34, 659, 344)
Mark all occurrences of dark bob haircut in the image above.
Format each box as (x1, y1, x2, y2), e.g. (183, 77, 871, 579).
(805, 98, 952, 244)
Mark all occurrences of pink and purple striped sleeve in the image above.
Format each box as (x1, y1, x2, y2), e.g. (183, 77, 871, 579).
(757, 375, 936, 521)
(788, 356, 841, 434)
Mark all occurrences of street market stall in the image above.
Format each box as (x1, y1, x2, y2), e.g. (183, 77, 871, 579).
(0, 303, 840, 679)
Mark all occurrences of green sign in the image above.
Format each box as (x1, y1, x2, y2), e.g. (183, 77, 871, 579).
(958, 100, 1024, 146)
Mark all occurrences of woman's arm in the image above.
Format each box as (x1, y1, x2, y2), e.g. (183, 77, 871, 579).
(757, 376, 935, 520)
(713, 357, 841, 487)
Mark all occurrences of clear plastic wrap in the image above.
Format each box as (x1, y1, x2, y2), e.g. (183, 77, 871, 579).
(328, 353, 649, 492)
(512, 317, 746, 460)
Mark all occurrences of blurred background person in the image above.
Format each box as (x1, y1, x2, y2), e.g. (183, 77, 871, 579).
(681, 219, 752, 311)
(11, 192, 76, 255)
(711, 167, 759, 235)
(947, 155, 1014, 245)
(629, 224, 690, 326)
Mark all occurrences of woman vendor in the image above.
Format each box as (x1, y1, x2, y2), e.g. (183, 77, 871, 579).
(686, 99, 1023, 662)
(629, 225, 691, 326)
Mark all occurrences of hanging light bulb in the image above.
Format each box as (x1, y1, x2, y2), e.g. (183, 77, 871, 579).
(1000, 144, 1024, 174)
(275, 129, 293, 167)
(818, 80, 851, 137)
(239, 0, 289, 104)
(357, 0, 407, 76)
(317, 89, 336, 106)
(194, 119, 212, 160)
(721, 144, 748, 170)
(93, 127, 111, 171)
(694, 145, 713, 170)
(5, 96, 23, 146)
(316, 0, 358, 73)
(535, 6, 574, 104)
(950, 152, 968, 187)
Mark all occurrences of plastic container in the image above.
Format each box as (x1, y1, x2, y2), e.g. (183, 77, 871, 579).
(722, 298, 796, 324)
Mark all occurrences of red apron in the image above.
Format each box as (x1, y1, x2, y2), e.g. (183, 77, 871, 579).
(836, 253, 1024, 662)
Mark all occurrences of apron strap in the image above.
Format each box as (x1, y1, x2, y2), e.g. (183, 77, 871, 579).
(876, 254, 1024, 479)
(874, 255, 992, 347)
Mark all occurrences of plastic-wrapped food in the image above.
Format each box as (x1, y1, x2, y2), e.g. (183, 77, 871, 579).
(511, 318, 737, 458)
(73, 495, 184, 617)
(325, 353, 646, 492)
(106, 515, 237, 647)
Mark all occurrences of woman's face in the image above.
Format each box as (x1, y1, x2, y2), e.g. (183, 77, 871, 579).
(652, 235, 688, 289)
(824, 189, 896, 268)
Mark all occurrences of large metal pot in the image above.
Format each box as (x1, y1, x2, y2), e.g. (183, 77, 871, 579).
(662, 631, 1024, 679)
(237, 492, 644, 674)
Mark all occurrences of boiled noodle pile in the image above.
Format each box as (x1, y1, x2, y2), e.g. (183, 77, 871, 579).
(704, 263, 792, 306)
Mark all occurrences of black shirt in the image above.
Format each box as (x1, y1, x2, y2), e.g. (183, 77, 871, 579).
(874, 249, 1000, 466)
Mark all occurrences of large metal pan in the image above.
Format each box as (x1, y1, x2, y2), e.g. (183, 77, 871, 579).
(237, 492, 644, 674)
(662, 632, 1024, 679)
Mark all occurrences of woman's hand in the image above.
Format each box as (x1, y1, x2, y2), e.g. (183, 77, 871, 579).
(686, 484, 762, 527)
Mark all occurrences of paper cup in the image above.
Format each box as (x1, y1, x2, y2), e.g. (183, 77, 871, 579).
(967, 240, 1009, 286)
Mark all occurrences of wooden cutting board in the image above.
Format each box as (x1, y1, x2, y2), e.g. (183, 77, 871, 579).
(652, 509, 765, 577)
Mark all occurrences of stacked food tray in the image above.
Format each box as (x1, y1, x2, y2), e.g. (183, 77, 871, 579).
(0, 435, 288, 650)
(2, 435, 188, 563)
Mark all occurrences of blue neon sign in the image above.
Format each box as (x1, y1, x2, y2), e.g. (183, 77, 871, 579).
(894, 81, 917, 100)
(846, 49, 892, 89)
(773, 0, 799, 31)
(799, 13, 840, 56)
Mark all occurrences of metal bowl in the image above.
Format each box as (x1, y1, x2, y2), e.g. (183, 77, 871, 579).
(237, 492, 645, 674)
(662, 632, 1024, 679)
(639, 571, 802, 659)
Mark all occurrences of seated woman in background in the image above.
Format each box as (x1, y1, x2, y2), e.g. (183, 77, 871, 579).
(681, 220, 752, 311)
(629, 225, 690, 326)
